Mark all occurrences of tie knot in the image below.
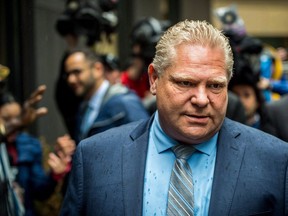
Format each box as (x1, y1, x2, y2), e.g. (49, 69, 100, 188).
(172, 144, 195, 160)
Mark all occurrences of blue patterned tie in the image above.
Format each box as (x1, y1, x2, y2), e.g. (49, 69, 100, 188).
(167, 144, 195, 216)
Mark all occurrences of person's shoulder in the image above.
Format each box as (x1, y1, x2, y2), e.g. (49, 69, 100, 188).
(103, 83, 131, 104)
(225, 118, 273, 136)
(223, 118, 288, 150)
(105, 83, 145, 107)
(222, 118, 251, 134)
(108, 83, 129, 94)
(108, 83, 139, 100)
(79, 118, 149, 148)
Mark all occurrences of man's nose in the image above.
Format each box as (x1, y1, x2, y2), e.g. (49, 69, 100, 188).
(190, 87, 210, 107)
(67, 73, 76, 84)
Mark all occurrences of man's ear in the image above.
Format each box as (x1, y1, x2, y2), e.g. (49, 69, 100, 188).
(148, 64, 158, 95)
(93, 62, 104, 78)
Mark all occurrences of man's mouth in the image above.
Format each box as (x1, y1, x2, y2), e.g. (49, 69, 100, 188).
(184, 114, 209, 124)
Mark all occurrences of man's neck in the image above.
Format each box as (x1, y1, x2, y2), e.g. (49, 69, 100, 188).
(84, 79, 105, 101)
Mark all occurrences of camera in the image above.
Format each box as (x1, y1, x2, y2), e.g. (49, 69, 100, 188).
(215, 5, 263, 85)
(55, 0, 118, 46)
(130, 17, 171, 61)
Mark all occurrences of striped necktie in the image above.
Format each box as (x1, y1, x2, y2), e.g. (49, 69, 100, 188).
(167, 144, 196, 216)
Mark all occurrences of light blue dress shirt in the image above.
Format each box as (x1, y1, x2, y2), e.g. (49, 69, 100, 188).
(80, 80, 110, 138)
(143, 111, 218, 216)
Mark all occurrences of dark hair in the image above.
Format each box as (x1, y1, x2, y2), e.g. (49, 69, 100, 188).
(229, 65, 267, 124)
(66, 48, 102, 65)
(0, 92, 17, 107)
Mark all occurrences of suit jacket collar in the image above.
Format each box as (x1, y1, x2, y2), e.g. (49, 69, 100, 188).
(208, 118, 247, 216)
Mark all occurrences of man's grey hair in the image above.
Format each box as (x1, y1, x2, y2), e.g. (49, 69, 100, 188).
(152, 20, 234, 81)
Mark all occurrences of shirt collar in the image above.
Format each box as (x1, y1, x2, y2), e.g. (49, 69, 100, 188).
(151, 111, 218, 156)
(88, 80, 110, 109)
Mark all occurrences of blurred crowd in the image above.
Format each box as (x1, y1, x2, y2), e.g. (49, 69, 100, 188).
(1, 2, 288, 216)
(215, 4, 288, 141)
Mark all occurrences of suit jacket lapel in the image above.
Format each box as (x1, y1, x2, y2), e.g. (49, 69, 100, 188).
(209, 119, 247, 216)
(122, 118, 152, 216)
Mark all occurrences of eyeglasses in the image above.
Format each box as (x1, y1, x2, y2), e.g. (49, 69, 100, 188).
(62, 69, 84, 80)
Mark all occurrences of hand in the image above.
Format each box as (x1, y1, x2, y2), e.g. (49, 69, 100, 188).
(257, 77, 271, 90)
(47, 151, 71, 175)
(12, 182, 25, 204)
(56, 134, 76, 157)
(0, 85, 48, 138)
(21, 85, 48, 127)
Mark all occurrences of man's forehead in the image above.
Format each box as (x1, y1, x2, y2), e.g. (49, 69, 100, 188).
(67, 52, 86, 62)
(65, 53, 89, 69)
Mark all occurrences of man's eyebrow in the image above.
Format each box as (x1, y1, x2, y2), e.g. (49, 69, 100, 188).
(67, 68, 82, 73)
(209, 77, 227, 83)
(169, 74, 195, 80)
(170, 74, 227, 82)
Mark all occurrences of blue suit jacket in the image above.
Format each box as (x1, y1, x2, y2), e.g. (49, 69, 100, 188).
(74, 83, 149, 143)
(60, 117, 288, 216)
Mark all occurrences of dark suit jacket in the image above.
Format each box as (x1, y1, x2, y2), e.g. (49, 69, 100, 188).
(266, 95, 288, 142)
(60, 117, 288, 216)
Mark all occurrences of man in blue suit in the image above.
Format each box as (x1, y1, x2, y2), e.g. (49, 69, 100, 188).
(60, 20, 288, 216)
(62, 48, 149, 144)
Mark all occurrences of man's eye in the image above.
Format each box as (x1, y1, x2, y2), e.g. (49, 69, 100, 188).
(209, 83, 223, 89)
(244, 92, 251, 98)
(208, 83, 226, 93)
(72, 70, 82, 75)
(210, 84, 220, 89)
(179, 81, 192, 87)
(65, 70, 82, 79)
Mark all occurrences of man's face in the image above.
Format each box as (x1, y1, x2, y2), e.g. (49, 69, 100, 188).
(149, 44, 228, 144)
(231, 84, 258, 120)
(65, 52, 96, 98)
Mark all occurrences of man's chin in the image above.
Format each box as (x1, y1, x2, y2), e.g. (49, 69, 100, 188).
(180, 128, 213, 143)
(74, 91, 84, 97)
